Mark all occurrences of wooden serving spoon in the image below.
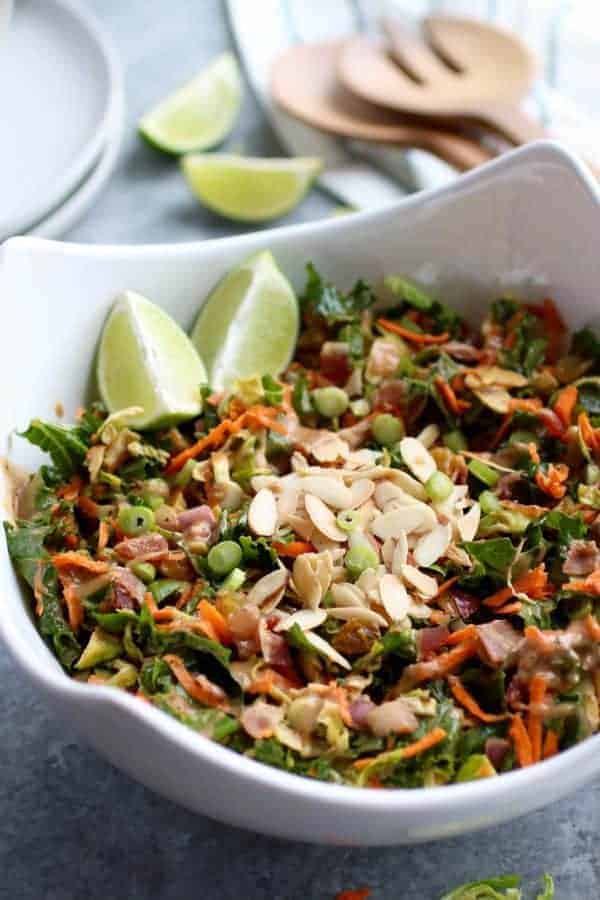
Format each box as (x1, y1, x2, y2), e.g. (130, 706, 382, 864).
(270, 41, 495, 173)
(337, 16, 545, 146)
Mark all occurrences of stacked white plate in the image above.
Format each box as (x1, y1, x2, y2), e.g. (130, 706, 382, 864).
(0, 0, 125, 240)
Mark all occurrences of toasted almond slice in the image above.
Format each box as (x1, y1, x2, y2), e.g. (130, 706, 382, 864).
(349, 478, 375, 508)
(379, 573, 410, 621)
(413, 523, 452, 568)
(471, 365, 528, 388)
(311, 434, 350, 463)
(305, 493, 348, 542)
(327, 606, 387, 628)
(355, 565, 386, 602)
(292, 554, 323, 609)
(247, 568, 289, 607)
(275, 608, 327, 632)
(374, 480, 419, 510)
(417, 423, 440, 449)
(407, 599, 432, 620)
(287, 512, 314, 542)
(346, 448, 380, 469)
(303, 631, 351, 670)
(381, 537, 395, 569)
(299, 476, 353, 509)
(331, 582, 367, 608)
(400, 564, 438, 598)
(315, 551, 334, 595)
(248, 488, 278, 536)
(446, 543, 473, 568)
(277, 486, 300, 524)
(291, 451, 310, 472)
(473, 386, 511, 414)
(370, 504, 436, 540)
(399, 437, 437, 484)
(457, 502, 481, 541)
(392, 531, 409, 573)
(250, 474, 279, 492)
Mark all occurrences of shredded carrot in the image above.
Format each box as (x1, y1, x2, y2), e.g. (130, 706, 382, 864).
(444, 624, 477, 646)
(448, 675, 507, 723)
(434, 375, 471, 415)
(57, 475, 83, 501)
(584, 612, 600, 641)
(164, 653, 229, 709)
(175, 583, 195, 610)
(353, 726, 448, 771)
(494, 601, 522, 615)
(144, 590, 158, 615)
(77, 494, 101, 519)
(578, 411, 600, 456)
(542, 729, 559, 760)
(527, 673, 547, 763)
(247, 667, 300, 695)
(271, 540, 316, 557)
(509, 397, 543, 413)
(524, 625, 555, 654)
(433, 639, 478, 676)
(509, 713, 534, 767)
(377, 318, 449, 345)
(553, 384, 578, 428)
(484, 565, 549, 608)
(51, 551, 109, 575)
(535, 463, 569, 499)
(197, 599, 232, 645)
(527, 443, 540, 465)
(165, 405, 284, 474)
(63, 584, 84, 632)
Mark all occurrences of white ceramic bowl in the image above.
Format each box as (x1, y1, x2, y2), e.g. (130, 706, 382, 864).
(1, 142, 600, 846)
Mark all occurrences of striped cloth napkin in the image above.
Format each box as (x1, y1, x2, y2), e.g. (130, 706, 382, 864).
(225, 0, 600, 209)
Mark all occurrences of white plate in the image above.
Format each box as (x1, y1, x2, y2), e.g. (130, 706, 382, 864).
(2, 144, 600, 846)
(27, 80, 125, 240)
(0, 0, 121, 238)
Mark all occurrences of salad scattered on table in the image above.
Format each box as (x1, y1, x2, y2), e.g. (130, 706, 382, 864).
(7, 251, 600, 789)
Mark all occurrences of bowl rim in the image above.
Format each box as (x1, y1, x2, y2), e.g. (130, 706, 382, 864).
(2, 139, 600, 816)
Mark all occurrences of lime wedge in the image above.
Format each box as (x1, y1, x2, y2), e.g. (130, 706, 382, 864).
(138, 53, 242, 155)
(181, 154, 323, 222)
(97, 291, 207, 429)
(190, 251, 299, 391)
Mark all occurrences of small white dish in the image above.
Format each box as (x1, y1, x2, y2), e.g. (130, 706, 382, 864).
(1, 143, 600, 846)
(27, 79, 125, 240)
(0, 0, 122, 238)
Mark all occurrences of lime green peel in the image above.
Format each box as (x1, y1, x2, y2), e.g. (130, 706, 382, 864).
(138, 53, 242, 155)
(190, 251, 299, 391)
(181, 153, 323, 222)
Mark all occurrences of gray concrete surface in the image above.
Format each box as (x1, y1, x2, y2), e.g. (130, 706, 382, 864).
(2, 2, 600, 897)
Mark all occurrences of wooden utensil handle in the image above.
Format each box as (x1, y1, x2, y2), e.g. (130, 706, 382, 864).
(470, 103, 547, 145)
(423, 130, 494, 172)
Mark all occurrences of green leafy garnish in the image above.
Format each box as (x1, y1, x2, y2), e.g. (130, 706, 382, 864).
(19, 419, 89, 478)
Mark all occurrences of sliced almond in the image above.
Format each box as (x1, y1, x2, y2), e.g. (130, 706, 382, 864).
(349, 478, 375, 508)
(311, 532, 342, 554)
(277, 486, 300, 524)
(416, 423, 440, 449)
(305, 493, 348, 542)
(314, 551, 334, 595)
(248, 488, 278, 536)
(370, 503, 436, 540)
(381, 537, 395, 570)
(387, 469, 428, 499)
(399, 437, 437, 484)
(457, 502, 481, 542)
(374, 480, 419, 510)
(331, 582, 367, 608)
(292, 554, 323, 609)
(327, 606, 387, 628)
(299, 476, 353, 509)
(473, 386, 511, 414)
(407, 598, 433, 620)
(392, 531, 409, 573)
(378, 573, 410, 621)
(413, 523, 452, 568)
(247, 568, 289, 608)
(400, 564, 438, 599)
(275, 608, 327, 632)
(346, 448, 380, 469)
(287, 512, 314, 542)
(250, 474, 279, 492)
(468, 365, 528, 388)
(446, 543, 473, 568)
(311, 434, 350, 463)
(303, 631, 351, 670)
(355, 565, 386, 602)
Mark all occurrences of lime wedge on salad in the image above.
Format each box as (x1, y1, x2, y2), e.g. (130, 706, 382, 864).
(181, 154, 323, 222)
(138, 53, 242, 155)
(190, 251, 298, 391)
(97, 291, 207, 429)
